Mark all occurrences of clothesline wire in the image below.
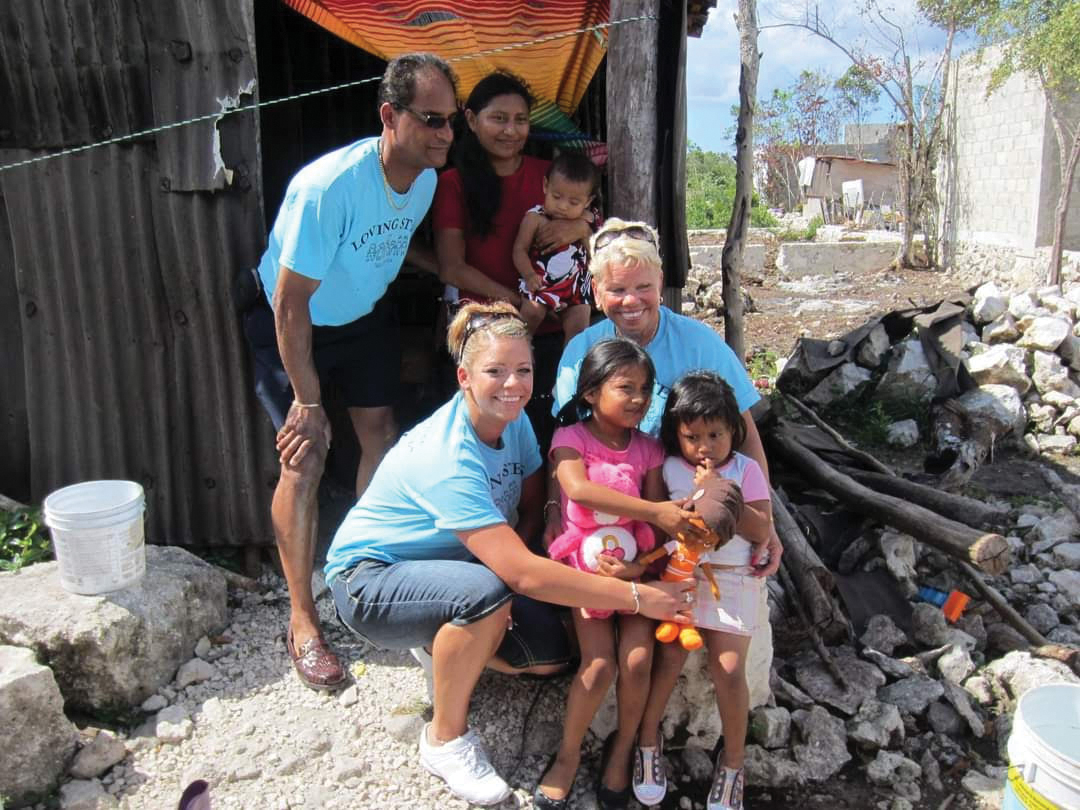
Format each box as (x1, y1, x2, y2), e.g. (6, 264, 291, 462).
(0, 13, 657, 175)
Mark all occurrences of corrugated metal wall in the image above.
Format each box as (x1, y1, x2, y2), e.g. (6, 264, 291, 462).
(0, 0, 278, 545)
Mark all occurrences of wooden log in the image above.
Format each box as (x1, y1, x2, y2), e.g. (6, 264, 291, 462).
(779, 556, 846, 687)
(607, 0, 659, 222)
(771, 488, 851, 641)
(841, 467, 1009, 532)
(720, 0, 760, 361)
(770, 426, 1010, 575)
(782, 393, 896, 477)
(956, 561, 1048, 647)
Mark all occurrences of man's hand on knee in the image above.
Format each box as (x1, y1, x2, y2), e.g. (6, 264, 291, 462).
(277, 402, 332, 467)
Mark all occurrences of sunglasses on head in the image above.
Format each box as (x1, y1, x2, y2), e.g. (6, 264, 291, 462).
(458, 311, 525, 361)
(593, 225, 659, 252)
(395, 104, 460, 130)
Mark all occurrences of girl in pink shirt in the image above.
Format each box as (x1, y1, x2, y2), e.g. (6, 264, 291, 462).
(537, 339, 700, 810)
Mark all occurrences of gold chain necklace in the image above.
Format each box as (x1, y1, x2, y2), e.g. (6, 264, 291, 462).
(377, 138, 411, 211)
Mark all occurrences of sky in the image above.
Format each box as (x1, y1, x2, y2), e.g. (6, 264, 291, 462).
(685, 0, 969, 154)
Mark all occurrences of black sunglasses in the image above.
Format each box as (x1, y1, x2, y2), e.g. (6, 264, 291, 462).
(458, 311, 525, 361)
(395, 104, 460, 130)
(593, 225, 659, 252)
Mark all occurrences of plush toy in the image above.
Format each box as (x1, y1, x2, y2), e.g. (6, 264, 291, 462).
(638, 475, 744, 650)
(547, 461, 657, 619)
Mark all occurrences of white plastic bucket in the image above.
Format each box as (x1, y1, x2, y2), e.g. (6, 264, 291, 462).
(43, 480, 146, 595)
(1003, 683, 1080, 810)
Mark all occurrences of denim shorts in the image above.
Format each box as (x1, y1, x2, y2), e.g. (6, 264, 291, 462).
(330, 558, 572, 670)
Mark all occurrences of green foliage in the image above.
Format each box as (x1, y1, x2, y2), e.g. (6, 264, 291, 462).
(975, 0, 1080, 95)
(776, 215, 824, 242)
(747, 348, 779, 380)
(0, 508, 52, 572)
(685, 142, 777, 229)
(822, 392, 930, 450)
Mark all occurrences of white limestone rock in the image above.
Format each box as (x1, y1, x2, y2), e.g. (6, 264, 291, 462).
(846, 698, 904, 751)
(69, 730, 126, 780)
(791, 706, 852, 781)
(886, 419, 919, 448)
(0, 546, 227, 712)
(860, 614, 909, 657)
(983, 650, 1080, 699)
(971, 283, 1007, 324)
(59, 778, 119, 810)
(1049, 569, 1080, 608)
(937, 644, 976, 684)
(749, 706, 791, 749)
(1028, 509, 1080, 554)
(879, 531, 918, 595)
(954, 385, 1027, 438)
(804, 363, 873, 407)
(1039, 434, 1078, 455)
(0, 645, 79, 806)
(1019, 316, 1070, 352)
(1052, 542, 1080, 569)
(1033, 350, 1080, 397)
(175, 658, 217, 688)
(1041, 293, 1076, 319)
(983, 313, 1020, 344)
(965, 344, 1031, 393)
(1008, 291, 1039, 319)
(856, 324, 891, 369)
(877, 339, 938, 402)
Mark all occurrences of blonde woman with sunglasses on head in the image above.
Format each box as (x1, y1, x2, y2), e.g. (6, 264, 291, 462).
(323, 301, 696, 807)
(550, 219, 784, 809)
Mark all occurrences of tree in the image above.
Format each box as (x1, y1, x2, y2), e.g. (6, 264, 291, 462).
(722, 0, 761, 361)
(685, 143, 774, 229)
(752, 70, 843, 209)
(976, 0, 1080, 284)
(769, 0, 979, 268)
(834, 65, 882, 155)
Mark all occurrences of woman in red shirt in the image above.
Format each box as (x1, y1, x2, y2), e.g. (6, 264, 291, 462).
(433, 72, 593, 308)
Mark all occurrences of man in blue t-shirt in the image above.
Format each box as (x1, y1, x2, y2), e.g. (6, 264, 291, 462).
(243, 53, 459, 691)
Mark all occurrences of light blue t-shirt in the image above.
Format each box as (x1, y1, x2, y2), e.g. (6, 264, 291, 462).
(257, 137, 436, 326)
(324, 392, 543, 581)
(552, 307, 760, 436)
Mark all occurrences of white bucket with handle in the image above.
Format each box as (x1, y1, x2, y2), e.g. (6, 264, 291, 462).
(1003, 682, 1080, 810)
(43, 480, 146, 595)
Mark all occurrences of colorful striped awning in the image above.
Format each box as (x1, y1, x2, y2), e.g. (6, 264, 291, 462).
(281, 1, 610, 115)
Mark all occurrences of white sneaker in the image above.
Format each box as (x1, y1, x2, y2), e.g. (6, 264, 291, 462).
(707, 759, 744, 810)
(632, 738, 667, 806)
(418, 723, 511, 806)
(409, 647, 434, 701)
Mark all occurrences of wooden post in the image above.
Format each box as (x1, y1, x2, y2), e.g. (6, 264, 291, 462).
(607, 0, 660, 225)
(721, 0, 760, 361)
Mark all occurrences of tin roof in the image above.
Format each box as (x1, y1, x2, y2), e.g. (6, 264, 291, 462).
(0, 0, 277, 546)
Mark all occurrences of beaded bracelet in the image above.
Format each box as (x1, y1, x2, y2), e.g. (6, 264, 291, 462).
(629, 581, 641, 615)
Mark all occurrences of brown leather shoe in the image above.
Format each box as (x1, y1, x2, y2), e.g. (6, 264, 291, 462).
(286, 628, 347, 691)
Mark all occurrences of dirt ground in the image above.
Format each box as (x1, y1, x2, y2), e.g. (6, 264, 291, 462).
(687, 230, 964, 364)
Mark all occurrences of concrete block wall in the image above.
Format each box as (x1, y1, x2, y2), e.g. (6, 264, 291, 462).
(947, 46, 1047, 251)
(1037, 94, 1080, 249)
(944, 45, 1079, 254)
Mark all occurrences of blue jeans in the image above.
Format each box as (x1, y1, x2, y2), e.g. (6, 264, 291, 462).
(331, 558, 572, 670)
